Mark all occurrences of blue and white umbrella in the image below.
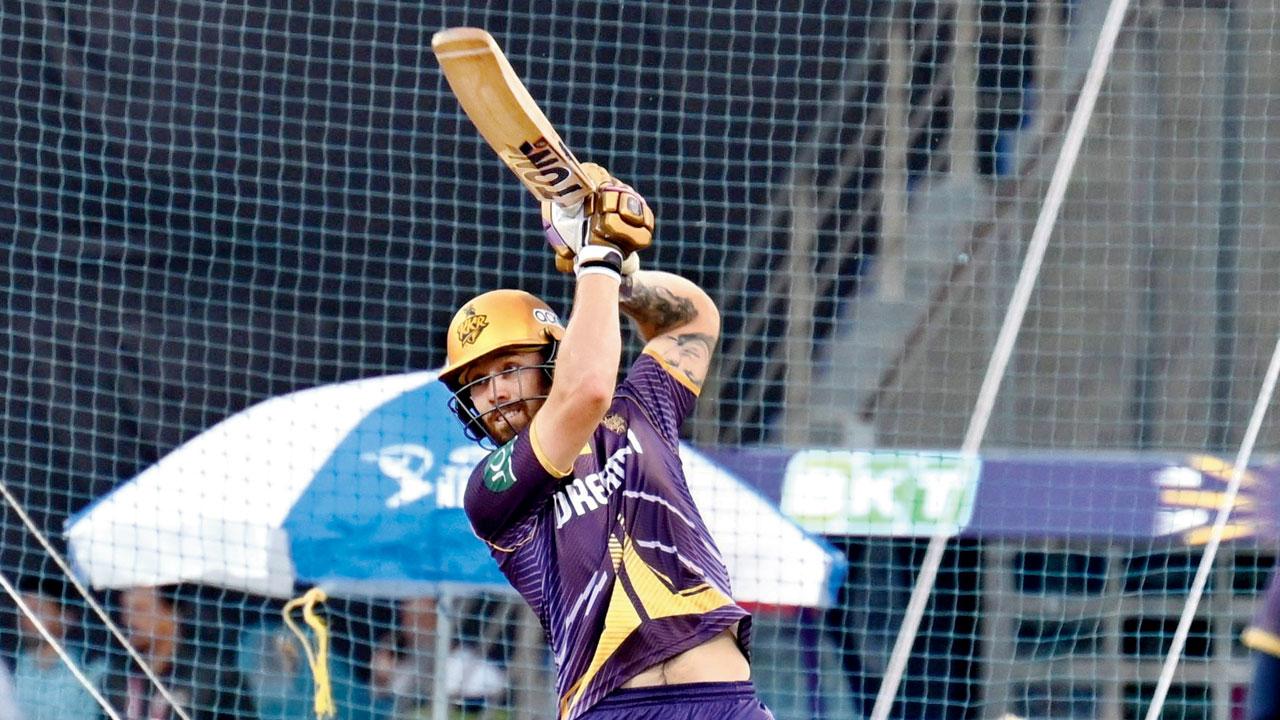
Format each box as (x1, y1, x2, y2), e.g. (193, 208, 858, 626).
(66, 371, 844, 606)
(66, 371, 500, 598)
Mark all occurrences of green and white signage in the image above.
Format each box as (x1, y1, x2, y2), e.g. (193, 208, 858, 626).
(780, 450, 980, 536)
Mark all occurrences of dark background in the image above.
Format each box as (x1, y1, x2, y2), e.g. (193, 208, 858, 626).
(0, 2, 1038, 716)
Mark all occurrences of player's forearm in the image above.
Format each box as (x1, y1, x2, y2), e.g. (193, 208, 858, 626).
(620, 270, 720, 343)
(533, 254, 625, 471)
(555, 273, 623, 401)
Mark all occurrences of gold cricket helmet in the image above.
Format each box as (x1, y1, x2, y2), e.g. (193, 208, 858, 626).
(439, 289, 565, 390)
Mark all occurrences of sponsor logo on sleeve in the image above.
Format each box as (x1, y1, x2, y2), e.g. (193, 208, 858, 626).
(482, 441, 518, 492)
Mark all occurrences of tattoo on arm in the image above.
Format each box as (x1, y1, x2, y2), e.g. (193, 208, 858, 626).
(619, 279, 697, 336)
(660, 332, 716, 388)
(620, 275, 718, 388)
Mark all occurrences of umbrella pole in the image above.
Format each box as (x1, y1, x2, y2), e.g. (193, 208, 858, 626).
(433, 589, 453, 720)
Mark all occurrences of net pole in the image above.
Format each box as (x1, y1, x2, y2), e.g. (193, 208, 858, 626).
(867, 0, 1135, 715)
(433, 589, 454, 720)
(1144, 333, 1280, 720)
(0, 480, 195, 720)
(0, 570, 123, 720)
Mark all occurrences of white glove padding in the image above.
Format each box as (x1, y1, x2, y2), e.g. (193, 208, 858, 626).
(543, 197, 639, 275)
(542, 199, 589, 269)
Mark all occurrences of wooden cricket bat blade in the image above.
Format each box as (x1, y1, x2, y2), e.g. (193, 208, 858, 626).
(432, 27, 595, 208)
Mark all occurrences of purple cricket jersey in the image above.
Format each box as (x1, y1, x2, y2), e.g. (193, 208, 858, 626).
(463, 351, 752, 720)
(1244, 559, 1280, 659)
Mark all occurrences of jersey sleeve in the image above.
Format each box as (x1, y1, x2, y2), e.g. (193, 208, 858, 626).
(615, 350, 699, 443)
(463, 425, 568, 542)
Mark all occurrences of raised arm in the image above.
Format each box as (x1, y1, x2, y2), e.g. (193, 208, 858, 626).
(529, 258, 623, 473)
(620, 270, 721, 392)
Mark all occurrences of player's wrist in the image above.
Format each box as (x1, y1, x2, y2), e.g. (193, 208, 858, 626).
(574, 244, 624, 282)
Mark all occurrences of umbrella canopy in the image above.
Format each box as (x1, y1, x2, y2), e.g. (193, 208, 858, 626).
(679, 446, 846, 608)
(66, 371, 845, 606)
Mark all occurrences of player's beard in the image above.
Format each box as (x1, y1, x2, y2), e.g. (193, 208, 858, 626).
(485, 397, 543, 444)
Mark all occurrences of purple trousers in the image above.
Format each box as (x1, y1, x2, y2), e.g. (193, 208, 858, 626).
(580, 681, 775, 720)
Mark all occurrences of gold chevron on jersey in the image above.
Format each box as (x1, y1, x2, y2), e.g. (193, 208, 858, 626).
(558, 531, 734, 717)
(559, 533, 639, 718)
(620, 533, 733, 619)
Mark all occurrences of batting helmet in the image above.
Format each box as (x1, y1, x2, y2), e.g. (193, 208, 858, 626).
(438, 289, 565, 391)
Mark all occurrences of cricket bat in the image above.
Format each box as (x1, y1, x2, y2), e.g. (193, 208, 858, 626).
(432, 28, 596, 209)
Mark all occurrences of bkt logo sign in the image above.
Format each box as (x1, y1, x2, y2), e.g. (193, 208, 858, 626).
(361, 444, 485, 510)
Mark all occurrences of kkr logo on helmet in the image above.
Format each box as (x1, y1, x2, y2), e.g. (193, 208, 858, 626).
(456, 308, 489, 346)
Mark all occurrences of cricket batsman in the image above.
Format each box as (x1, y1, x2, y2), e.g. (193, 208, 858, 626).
(439, 164, 774, 720)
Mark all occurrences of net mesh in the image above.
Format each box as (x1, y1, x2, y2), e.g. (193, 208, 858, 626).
(2, 1, 1279, 719)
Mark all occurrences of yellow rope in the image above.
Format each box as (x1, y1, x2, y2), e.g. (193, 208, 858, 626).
(282, 588, 337, 719)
